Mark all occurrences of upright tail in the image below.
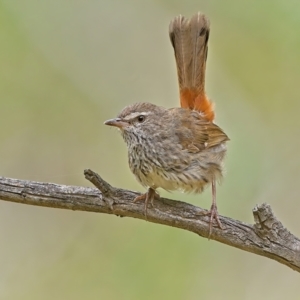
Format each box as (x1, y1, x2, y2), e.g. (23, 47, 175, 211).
(169, 12, 214, 122)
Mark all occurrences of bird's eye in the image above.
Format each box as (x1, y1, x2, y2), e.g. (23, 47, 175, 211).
(137, 115, 145, 123)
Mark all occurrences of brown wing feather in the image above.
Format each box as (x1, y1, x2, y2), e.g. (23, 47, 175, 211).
(170, 108, 229, 152)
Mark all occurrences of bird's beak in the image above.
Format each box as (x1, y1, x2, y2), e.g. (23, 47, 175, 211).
(104, 118, 129, 129)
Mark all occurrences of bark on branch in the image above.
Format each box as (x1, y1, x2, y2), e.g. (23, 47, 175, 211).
(0, 169, 299, 272)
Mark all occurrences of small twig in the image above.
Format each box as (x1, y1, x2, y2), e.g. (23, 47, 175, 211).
(84, 169, 115, 197)
(0, 171, 299, 272)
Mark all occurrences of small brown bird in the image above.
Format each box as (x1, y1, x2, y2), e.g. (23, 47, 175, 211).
(104, 12, 229, 236)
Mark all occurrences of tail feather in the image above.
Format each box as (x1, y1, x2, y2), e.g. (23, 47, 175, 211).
(169, 12, 214, 122)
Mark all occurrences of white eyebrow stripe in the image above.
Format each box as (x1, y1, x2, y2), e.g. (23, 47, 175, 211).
(124, 111, 151, 120)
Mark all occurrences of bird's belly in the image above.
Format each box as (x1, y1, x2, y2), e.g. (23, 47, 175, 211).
(130, 143, 226, 194)
(136, 167, 210, 194)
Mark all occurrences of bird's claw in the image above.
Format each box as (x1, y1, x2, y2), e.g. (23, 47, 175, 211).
(133, 188, 160, 219)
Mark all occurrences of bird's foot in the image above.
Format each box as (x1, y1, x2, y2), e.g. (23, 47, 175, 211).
(133, 188, 160, 219)
(198, 204, 223, 239)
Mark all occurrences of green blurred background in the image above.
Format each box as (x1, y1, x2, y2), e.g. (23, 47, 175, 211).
(1, 0, 299, 299)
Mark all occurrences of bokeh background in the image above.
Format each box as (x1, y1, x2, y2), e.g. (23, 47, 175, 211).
(1, 0, 300, 299)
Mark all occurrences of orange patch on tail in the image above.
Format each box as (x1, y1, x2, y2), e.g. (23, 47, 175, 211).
(180, 88, 215, 122)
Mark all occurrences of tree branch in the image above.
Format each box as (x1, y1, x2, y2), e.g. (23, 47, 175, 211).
(0, 169, 299, 272)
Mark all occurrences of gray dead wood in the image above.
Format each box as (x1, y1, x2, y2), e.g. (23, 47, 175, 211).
(0, 169, 299, 272)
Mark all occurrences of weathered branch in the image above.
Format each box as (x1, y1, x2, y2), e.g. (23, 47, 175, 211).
(0, 169, 299, 272)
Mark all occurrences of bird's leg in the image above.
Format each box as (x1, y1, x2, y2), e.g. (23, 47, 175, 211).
(197, 179, 223, 238)
(133, 187, 160, 218)
(207, 179, 223, 237)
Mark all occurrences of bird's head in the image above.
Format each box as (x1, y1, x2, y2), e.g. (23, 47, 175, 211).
(104, 102, 166, 145)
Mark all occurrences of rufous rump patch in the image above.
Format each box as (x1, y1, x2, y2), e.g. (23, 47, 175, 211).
(180, 88, 215, 122)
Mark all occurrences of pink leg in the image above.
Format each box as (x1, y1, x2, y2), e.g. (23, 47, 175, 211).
(207, 178, 223, 237)
(133, 187, 160, 218)
(197, 179, 223, 238)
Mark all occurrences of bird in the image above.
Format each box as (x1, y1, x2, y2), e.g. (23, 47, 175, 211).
(104, 12, 229, 236)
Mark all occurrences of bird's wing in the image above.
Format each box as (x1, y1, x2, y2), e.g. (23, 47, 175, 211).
(169, 108, 229, 153)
